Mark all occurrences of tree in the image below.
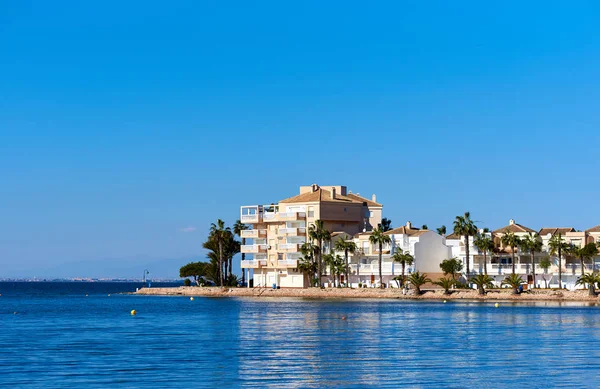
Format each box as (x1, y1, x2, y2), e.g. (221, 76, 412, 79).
(473, 230, 495, 276)
(471, 274, 494, 295)
(209, 219, 231, 286)
(433, 277, 455, 295)
(204, 227, 240, 286)
(576, 273, 600, 297)
(502, 274, 524, 295)
(519, 232, 542, 288)
(233, 220, 249, 284)
(299, 242, 319, 287)
(380, 218, 393, 232)
(439, 257, 463, 281)
(436, 225, 447, 236)
(392, 250, 414, 287)
(369, 226, 391, 288)
(407, 272, 431, 295)
(549, 233, 569, 289)
(453, 212, 478, 279)
(334, 239, 357, 288)
(179, 262, 209, 285)
(539, 256, 551, 288)
(421, 224, 428, 230)
(571, 243, 599, 276)
(500, 230, 521, 275)
(308, 220, 331, 288)
(324, 254, 346, 287)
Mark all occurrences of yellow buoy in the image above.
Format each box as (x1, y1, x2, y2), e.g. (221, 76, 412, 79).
(443, 300, 447, 303)
(494, 303, 499, 308)
(190, 297, 194, 301)
(130, 310, 137, 315)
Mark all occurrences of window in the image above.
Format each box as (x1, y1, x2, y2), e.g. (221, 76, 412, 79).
(308, 206, 315, 218)
(365, 211, 373, 218)
(344, 208, 347, 212)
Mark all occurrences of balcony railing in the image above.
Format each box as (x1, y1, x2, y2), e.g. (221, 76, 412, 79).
(262, 212, 307, 223)
(278, 227, 306, 236)
(277, 259, 298, 268)
(241, 229, 267, 238)
(241, 259, 267, 269)
(241, 244, 268, 254)
(279, 243, 299, 252)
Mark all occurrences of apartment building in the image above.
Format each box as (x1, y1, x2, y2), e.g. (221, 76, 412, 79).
(337, 222, 449, 287)
(240, 184, 382, 288)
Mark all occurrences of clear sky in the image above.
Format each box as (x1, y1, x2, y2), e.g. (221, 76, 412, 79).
(1, 1, 599, 278)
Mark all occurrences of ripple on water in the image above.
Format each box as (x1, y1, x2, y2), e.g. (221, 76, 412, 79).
(2, 293, 600, 388)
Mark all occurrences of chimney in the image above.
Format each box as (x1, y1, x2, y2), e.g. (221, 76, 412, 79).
(372, 194, 376, 203)
(332, 187, 336, 199)
(509, 219, 515, 225)
(311, 183, 319, 193)
(406, 221, 412, 229)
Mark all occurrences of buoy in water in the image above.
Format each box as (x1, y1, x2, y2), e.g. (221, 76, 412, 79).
(108, 294, 111, 296)
(190, 297, 194, 301)
(130, 310, 137, 315)
(494, 303, 499, 308)
(85, 294, 88, 297)
(341, 316, 346, 320)
(13, 312, 17, 315)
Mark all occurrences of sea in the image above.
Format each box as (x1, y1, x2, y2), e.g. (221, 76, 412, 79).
(1, 282, 600, 388)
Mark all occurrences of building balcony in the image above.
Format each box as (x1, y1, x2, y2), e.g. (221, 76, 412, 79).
(241, 259, 267, 269)
(262, 212, 306, 223)
(241, 229, 267, 239)
(279, 243, 300, 253)
(240, 206, 262, 224)
(278, 227, 306, 236)
(277, 259, 298, 268)
(279, 212, 306, 221)
(241, 244, 268, 254)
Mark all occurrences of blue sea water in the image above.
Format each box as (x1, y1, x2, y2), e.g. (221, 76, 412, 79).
(1, 282, 600, 388)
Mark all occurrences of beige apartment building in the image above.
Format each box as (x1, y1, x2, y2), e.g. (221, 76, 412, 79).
(240, 184, 382, 288)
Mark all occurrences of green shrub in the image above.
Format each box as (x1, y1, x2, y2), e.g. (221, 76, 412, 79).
(183, 278, 191, 287)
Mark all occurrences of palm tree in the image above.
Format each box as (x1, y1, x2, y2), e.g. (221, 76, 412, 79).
(453, 212, 478, 280)
(549, 233, 569, 289)
(299, 242, 319, 287)
(576, 272, 600, 297)
(233, 220, 249, 284)
(539, 256, 551, 288)
(369, 226, 391, 288)
(571, 243, 599, 276)
(473, 230, 494, 276)
(392, 250, 414, 287)
(380, 218, 393, 232)
(471, 274, 494, 295)
(500, 229, 521, 275)
(407, 272, 431, 295)
(502, 274, 524, 295)
(433, 277, 455, 295)
(209, 219, 231, 286)
(436, 225, 447, 236)
(308, 220, 331, 288)
(334, 239, 357, 288)
(519, 232, 542, 288)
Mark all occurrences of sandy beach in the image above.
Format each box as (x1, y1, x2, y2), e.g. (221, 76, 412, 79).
(135, 286, 600, 302)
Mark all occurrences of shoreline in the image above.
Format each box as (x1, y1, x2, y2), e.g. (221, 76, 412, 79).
(135, 286, 600, 302)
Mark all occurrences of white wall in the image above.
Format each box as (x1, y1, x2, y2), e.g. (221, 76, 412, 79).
(412, 232, 451, 273)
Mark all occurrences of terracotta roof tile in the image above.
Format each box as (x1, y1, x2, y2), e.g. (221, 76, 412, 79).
(279, 188, 357, 204)
(586, 225, 600, 233)
(445, 233, 461, 240)
(384, 226, 421, 236)
(492, 223, 536, 234)
(346, 193, 382, 207)
(539, 227, 576, 236)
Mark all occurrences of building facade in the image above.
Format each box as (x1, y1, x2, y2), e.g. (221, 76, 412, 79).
(240, 184, 382, 288)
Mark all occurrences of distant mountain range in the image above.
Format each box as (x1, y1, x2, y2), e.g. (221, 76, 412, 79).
(6, 255, 203, 280)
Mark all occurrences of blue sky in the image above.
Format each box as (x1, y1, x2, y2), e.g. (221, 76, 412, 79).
(1, 1, 599, 278)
